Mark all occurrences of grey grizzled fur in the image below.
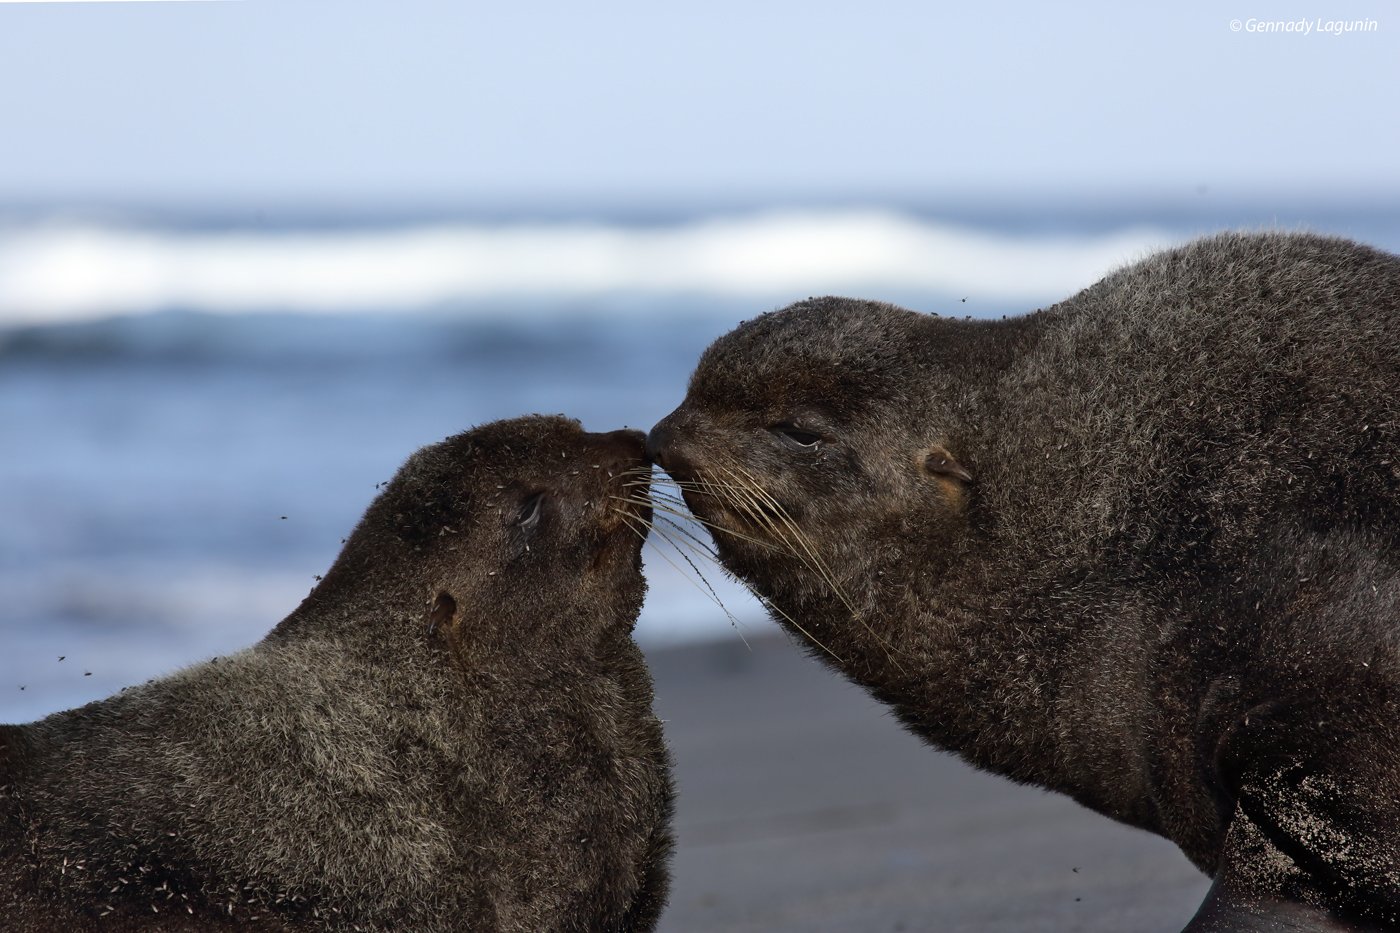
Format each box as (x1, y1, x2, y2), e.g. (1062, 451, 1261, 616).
(650, 233, 1400, 929)
(1, 415, 674, 932)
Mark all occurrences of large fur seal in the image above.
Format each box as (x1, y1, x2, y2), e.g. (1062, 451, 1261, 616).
(1, 415, 673, 932)
(647, 232, 1400, 931)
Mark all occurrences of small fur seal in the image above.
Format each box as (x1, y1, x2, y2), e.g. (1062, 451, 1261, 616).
(1, 415, 673, 932)
(648, 232, 1400, 931)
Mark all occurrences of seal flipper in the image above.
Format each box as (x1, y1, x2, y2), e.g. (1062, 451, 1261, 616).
(1196, 688, 1400, 931)
(1233, 763, 1400, 928)
(1182, 801, 1394, 933)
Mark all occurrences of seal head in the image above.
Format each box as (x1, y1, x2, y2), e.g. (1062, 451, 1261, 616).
(2, 415, 673, 932)
(648, 298, 999, 679)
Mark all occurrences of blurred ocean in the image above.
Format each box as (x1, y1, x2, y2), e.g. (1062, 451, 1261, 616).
(3, 201, 1397, 722)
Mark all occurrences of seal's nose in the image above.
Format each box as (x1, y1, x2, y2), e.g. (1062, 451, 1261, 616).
(645, 421, 674, 469)
(647, 414, 697, 478)
(589, 428, 647, 472)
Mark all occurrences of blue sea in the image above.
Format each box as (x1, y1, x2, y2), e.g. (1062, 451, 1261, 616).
(3, 199, 1397, 722)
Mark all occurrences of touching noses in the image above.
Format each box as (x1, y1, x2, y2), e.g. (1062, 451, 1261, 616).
(645, 413, 687, 475)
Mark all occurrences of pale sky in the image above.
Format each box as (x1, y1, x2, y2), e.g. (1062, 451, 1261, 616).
(0, 0, 1395, 206)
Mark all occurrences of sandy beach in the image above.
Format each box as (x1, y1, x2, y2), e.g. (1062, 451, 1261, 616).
(647, 634, 1211, 932)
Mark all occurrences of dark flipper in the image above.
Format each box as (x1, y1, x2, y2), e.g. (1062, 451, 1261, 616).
(1183, 803, 1394, 932)
(1185, 876, 1385, 932)
(1195, 685, 1400, 932)
(1235, 763, 1400, 927)
(1194, 535, 1400, 932)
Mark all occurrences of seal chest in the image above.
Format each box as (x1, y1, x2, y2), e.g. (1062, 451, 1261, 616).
(1, 415, 674, 932)
(649, 232, 1400, 930)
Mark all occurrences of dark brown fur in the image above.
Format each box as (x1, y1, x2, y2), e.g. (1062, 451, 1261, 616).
(649, 232, 1400, 930)
(1, 415, 674, 932)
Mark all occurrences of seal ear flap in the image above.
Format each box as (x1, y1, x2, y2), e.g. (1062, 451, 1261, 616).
(427, 592, 459, 636)
(924, 445, 973, 483)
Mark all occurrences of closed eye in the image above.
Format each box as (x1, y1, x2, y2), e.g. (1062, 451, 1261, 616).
(771, 424, 823, 450)
(517, 491, 545, 531)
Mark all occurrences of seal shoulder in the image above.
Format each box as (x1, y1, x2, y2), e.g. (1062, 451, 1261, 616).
(1051, 231, 1400, 334)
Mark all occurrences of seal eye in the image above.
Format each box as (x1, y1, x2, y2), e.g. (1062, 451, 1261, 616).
(772, 424, 823, 451)
(517, 492, 545, 531)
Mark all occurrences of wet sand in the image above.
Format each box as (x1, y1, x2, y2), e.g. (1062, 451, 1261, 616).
(646, 635, 1210, 932)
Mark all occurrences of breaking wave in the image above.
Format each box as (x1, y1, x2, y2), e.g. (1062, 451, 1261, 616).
(0, 210, 1174, 325)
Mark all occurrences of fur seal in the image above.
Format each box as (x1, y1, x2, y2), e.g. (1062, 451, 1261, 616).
(1, 415, 674, 932)
(647, 232, 1400, 931)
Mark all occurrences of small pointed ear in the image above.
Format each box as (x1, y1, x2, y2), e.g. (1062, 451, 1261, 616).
(925, 445, 973, 483)
(427, 591, 459, 636)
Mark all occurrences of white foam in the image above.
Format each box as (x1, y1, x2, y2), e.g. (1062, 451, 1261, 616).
(0, 211, 1175, 325)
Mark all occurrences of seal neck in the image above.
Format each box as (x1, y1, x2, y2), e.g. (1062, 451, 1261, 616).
(768, 540, 1120, 793)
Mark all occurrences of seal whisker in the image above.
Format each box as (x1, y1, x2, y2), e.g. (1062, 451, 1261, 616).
(649, 465, 869, 666)
(710, 462, 848, 592)
(653, 514, 723, 563)
(696, 478, 800, 553)
(671, 466, 824, 565)
(605, 495, 782, 552)
(619, 507, 719, 563)
(614, 497, 843, 663)
(640, 473, 847, 664)
(647, 522, 752, 650)
(611, 508, 752, 648)
(708, 461, 859, 611)
(648, 475, 767, 495)
(719, 462, 906, 674)
(751, 592, 843, 665)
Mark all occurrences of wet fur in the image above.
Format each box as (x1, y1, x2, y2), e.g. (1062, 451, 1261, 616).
(652, 233, 1400, 927)
(1, 415, 674, 932)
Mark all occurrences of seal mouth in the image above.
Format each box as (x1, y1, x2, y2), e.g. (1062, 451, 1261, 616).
(671, 477, 781, 541)
(675, 485, 736, 531)
(645, 418, 789, 541)
(592, 488, 650, 575)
